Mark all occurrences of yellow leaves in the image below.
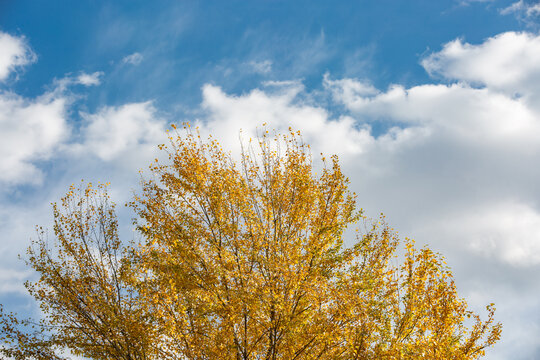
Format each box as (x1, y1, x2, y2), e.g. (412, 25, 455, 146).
(124, 126, 501, 359)
(0, 126, 501, 360)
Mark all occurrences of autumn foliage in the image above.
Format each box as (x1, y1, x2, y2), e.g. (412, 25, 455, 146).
(0, 126, 501, 359)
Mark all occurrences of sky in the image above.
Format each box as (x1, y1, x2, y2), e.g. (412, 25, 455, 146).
(1, 0, 540, 358)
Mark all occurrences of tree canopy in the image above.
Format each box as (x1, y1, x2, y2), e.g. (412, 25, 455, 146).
(0, 126, 501, 359)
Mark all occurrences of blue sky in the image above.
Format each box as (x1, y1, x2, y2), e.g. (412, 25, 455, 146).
(0, 1, 521, 107)
(2, 0, 540, 358)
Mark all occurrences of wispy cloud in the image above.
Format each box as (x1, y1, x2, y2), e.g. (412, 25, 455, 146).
(248, 60, 272, 74)
(77, 71, 104, 86)
(121, 52, 143, 66)
(456, 0, 494, 7)
(500, 1, 540, 26)
(501, 0, 540, 15)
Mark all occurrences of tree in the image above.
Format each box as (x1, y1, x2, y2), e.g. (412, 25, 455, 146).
(1, 125, 501, 359)
(1, 183, 159, 360)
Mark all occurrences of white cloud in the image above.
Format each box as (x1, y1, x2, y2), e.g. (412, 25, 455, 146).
(0, 91, 69, 184)
(121, 52, 143, 66)
(0, 32, 36, 82)
(76, 102, 166, 163)
(197, 83, 375, 159)
(421, 32, 540, 98)
(327, 81, 540, 146)
(76, 71, 103, 86)
(322, 35, 540, 269)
